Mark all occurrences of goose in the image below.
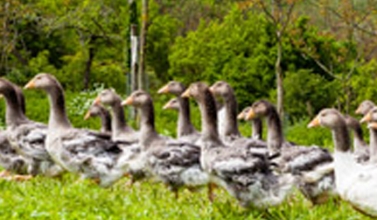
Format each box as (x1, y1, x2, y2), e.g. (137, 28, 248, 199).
(182, 82, 295, 208)
(344, 115, 369, 163)
(246, 100, 335, 205)
(93, 89, 137, 143)
(84, 103, 112, 135)
(360, 107, 377, 163)
(158, 81, 200, 142)
(209, 81, 240, 141)
(24, 73, 133, 187)
(162, 98, 180, 111)
(355, 100, 375, 116)
(93, 89, 147, 183)
(237, 106, 263, 140)
(0, 78, 63, 177)
(122, 90, 209, 199)
(309, 108, 377, 217)
(0, 86, 30, 178)
(209, 81, 267, 151)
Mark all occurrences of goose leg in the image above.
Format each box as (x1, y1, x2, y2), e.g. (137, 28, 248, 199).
(0, 170, 11, 178)
(208, 183, 216, 203)
(11, 174, 32, 181)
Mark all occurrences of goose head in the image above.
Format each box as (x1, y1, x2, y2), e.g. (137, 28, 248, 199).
(245, 100, 274, 120)
(24, 73, 59, 91)
(84, 103, 105, 120)
(355, 100, 375, 115)
(122, 90, 152, 108)
(181, 82, 210, 102)
(163, 98, 179, 111)
(94, 89, 121, 106)
(0, 78, 17, 95)
(237, 107, 251, 120)
(158, 81, 186, 96)
(308, 108, 345, 129)
(344, 115, 362, 130)
(360, 107, 377, 124)
(209, 81, 233, 99)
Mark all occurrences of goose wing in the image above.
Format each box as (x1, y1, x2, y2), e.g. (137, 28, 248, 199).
(8, 122, 49, 161)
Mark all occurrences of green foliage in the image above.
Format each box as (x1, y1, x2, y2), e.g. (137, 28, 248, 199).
(169, 8, 275, 108)
(350, 60, 377, 110)
(284, 69, 339, 121)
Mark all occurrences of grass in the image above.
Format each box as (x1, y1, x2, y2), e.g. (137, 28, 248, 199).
(0, 173, 370, 219)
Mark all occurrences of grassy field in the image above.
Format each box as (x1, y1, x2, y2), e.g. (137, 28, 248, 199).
(0, 172, 369, 219)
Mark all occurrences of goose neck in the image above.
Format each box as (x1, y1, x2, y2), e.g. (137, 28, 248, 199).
(222, 93, 240, 137)
(4, 89, 27, 126)
(251, 118, 263, 140)
(369, 128, 377, 161)
(331, 124, 351, 152)
(266, 108, 283, 154)
(198, 91, 221, 143)
(177, 97, 196, 137)
(110, 100, 133, 136)
(46, 86, 72, 130)
(352, 126, 367, 151)
(139, 100, 158, 147)
(99, 109, 112, 133)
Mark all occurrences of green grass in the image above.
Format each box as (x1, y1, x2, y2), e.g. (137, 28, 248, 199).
(0, 173, 369, 219)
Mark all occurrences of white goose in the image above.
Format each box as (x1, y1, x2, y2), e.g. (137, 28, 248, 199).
(309, 108, 377, 217)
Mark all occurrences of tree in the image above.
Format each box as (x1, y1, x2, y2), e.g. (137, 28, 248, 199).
(252, 0, 298, 120)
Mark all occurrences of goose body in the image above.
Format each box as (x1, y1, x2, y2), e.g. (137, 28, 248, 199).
(310, 108, 377, 217)
(0, 130, 29, 174)
(247, 100, 335, 204)
(25, 73, 134, 187)
(122, 90, 209, 195)
(183, 82, 294, 208)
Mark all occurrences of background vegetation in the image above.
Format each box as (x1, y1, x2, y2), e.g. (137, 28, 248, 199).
(0, 0, 376, 219)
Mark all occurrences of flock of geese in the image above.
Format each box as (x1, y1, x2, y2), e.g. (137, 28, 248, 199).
(0, 73, 377, 217)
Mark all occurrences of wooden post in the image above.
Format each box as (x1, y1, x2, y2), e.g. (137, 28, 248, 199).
(130, 24, 138, 93)
(138, 0, 148, 90)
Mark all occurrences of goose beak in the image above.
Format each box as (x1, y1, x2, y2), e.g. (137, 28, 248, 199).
(368, 122, 377, 129)
(84, 111, 92, 120)
(237, 112, 245, 120)
(245, 108, 256, 120)
(157, 85, 169, 94)
(355, 107, 362, 114)
(360, 113, 372, 123)
(162, 102, 171, 110)
(93, 96, 101, 105)
(181, 89, 191, 98)
(209, 86, 214, 93)
(121, 96, 133, 106)
(308, 116, 320, 128)
(24, 79, 35, 89)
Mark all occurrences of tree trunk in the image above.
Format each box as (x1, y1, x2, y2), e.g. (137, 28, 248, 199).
(130, 24, 138, 94)
(84, 39, 95, 90)
(138, 0, 148, 90)
(276, 33, 284, 120)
